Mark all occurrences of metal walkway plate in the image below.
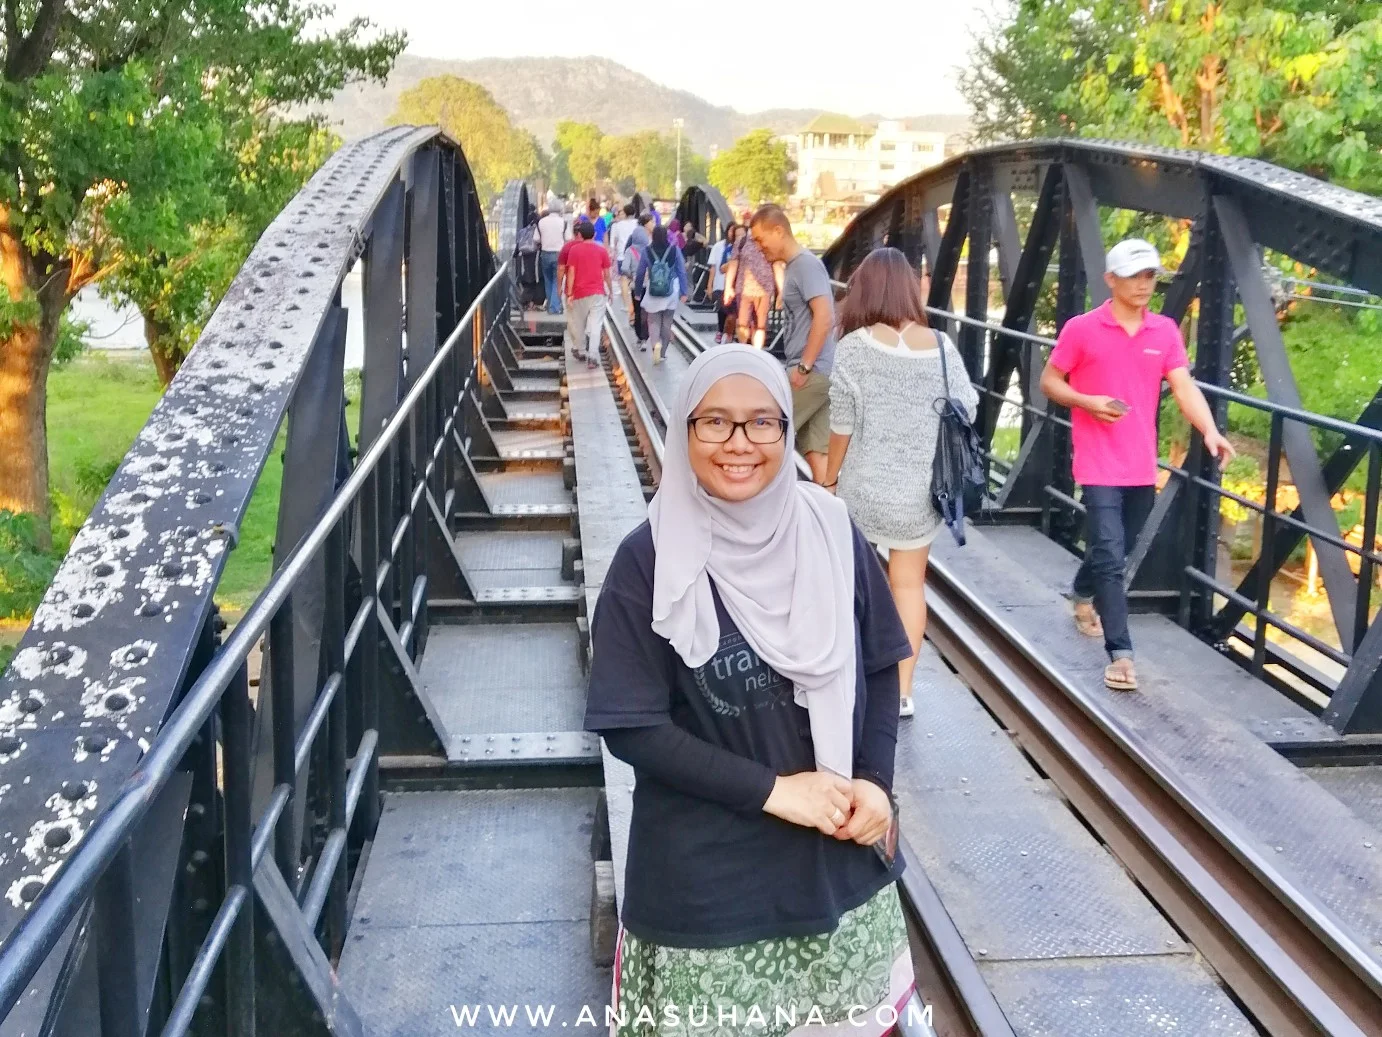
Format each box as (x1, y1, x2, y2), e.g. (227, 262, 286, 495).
(417, 624, 586, 760)
(893, 648, 1253, 1029)
(901, 783, 1185, 960)
(980, 957, 1257, 1036)
(565, 334, 648, 595)
(455, 531, 565, 571)
(492, 428, 564, 455)
(981, 526, 1342, 742)
(339, 789, 609, 1034)
(565, 311, 651, 919)
(1309, 766, 1382, 833)
(936, 524, 1382, 965)
(474, 471, 571, 514)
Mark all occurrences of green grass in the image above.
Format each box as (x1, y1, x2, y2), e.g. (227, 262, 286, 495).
(216, 428, 286, 612)
(216, 375, 361, 613)
(2, 352, 365, 630)
(47, 352, 166, 542)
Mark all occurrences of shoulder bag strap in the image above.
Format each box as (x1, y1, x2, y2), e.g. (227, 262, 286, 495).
(936, 331, 953, 400)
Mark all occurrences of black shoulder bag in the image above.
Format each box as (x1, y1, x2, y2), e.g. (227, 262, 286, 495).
(931, 333, 987, 546)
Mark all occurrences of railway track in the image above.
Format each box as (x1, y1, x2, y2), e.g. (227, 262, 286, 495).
(596, 308, 1382, 1037)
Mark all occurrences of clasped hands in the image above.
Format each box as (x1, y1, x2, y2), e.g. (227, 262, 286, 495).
(763, 770, 892, 846)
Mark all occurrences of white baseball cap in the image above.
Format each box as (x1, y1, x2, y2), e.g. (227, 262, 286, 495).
(1105, 238, 1165, 277)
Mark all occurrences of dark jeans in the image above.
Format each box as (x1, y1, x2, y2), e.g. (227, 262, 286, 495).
(540, 251, 561, 314)
(1072, 485, 1156, 660)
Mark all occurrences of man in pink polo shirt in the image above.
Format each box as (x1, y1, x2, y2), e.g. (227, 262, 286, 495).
(1040, 239, 1234, 692)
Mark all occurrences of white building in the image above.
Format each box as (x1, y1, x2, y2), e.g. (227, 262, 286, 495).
(784, 115, 947, 202)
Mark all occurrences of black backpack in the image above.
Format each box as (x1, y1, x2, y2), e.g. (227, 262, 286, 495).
(931, 334, 987, 545)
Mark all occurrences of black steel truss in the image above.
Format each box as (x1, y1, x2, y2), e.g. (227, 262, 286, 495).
(824, 139, 1382, 736)
(0, 127, 507, 1036)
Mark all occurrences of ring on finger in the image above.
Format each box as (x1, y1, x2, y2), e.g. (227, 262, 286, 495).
(831, 809, 844, 825)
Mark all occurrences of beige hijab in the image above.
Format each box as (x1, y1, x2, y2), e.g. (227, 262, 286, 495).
(647, 346, 858, 777)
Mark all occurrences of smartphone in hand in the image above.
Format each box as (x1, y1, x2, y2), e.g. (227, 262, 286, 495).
(1108, 398, 1130, 416)
(873, 791, 900, 868)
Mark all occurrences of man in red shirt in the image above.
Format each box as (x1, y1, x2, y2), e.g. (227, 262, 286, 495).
(558, 221, 612, 367)
(1040, 238, 1234, 692)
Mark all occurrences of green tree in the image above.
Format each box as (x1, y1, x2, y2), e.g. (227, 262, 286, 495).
(390, 76, 544, 204)
(552, 121, 607, 196)
(708, 129, 792, 204)
(0, 0, 404, 537)
(963, 2, 1382, 191)
(959, 0, 1131, 141)
(682, 151, 711, 194)
(602, 130, 710, 197)
(106, 121, 340, 385)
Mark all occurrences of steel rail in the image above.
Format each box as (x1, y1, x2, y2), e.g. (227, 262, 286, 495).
(923, 554, 1382, 1036)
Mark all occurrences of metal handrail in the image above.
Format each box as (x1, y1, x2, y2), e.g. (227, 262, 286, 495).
(831, 275, 1382, 443)
(0, 263, 513, 1019)
(729, 283, 1382, 693)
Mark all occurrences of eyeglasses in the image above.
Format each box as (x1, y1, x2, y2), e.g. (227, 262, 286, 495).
(688, 416, 788, 444)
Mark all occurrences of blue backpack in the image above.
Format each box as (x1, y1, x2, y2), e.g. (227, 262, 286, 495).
(648, 245, 675, 298)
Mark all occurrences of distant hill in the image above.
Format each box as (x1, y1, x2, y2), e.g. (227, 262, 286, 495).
(320, 54, 970, 155)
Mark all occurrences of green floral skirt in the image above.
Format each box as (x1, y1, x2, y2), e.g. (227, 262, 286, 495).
(610, 884, 914, 1037)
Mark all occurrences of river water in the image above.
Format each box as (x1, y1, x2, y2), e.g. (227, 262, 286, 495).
(73, 267, 367, 368)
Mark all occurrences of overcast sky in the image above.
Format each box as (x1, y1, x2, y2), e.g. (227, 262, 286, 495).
(326, 0, 991, 115)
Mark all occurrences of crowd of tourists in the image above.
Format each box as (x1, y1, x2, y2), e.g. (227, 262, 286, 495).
(561, 198, 1236, 1033)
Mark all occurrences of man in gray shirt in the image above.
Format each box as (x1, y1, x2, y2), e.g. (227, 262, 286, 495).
(751, 204, 836, 482)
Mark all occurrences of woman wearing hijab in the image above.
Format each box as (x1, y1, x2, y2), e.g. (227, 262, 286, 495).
(586, 346, 916, 1036)
(824, 248, 979, 717)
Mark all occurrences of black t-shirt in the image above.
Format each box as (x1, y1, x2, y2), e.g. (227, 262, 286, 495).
(584, 520, 912, 948)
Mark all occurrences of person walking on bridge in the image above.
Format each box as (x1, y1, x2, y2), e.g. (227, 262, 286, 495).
(537, 203, 569, 315)
(724, 209, 775, 349)
(824, 248, 978, 718)
(751, 204, 837, 484)
(1040, 238, 1234, 692)
(622, 213, 654, 347)
(586, 345, 915, 1036)
(707, 222, 740, 342)
(632, 224, 689, 364)
(559, 220, 612, 368)
(609, 203, 638, 268)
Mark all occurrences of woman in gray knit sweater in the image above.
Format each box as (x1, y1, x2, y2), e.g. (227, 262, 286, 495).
(824, 248, 979, 715)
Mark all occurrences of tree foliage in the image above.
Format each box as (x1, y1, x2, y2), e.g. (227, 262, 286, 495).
(105, 121, 341, 384)
(961, 1, 1382, 191)
(549, 122, 710, 198)
(603, 130, 708, 197)
(0, 0, 405, 530)
(390, 76, 545, 204)
(552, 121, 606, 195)
(708, 129, 792, 204)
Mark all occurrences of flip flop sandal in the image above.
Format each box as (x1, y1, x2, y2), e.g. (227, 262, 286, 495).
(1074, 609, 1104, 638)
(1104, 663, 1138, 691)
